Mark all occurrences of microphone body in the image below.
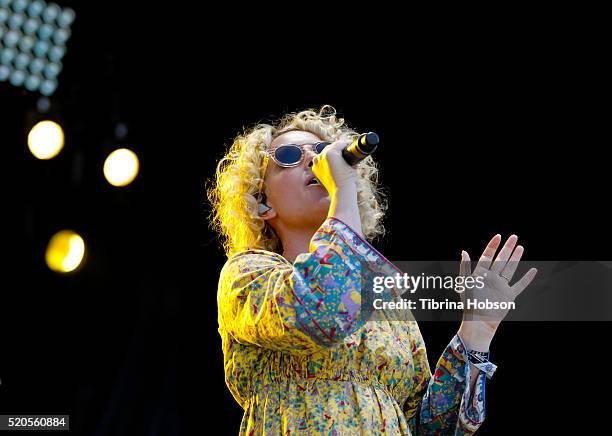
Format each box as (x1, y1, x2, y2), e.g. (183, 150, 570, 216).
(342, 132, 380, 166)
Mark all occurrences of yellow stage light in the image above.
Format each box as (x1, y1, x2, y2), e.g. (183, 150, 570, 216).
(45, 230, 85, 273)
(27, 120, 64, 159)
(103, 148, 140, 187)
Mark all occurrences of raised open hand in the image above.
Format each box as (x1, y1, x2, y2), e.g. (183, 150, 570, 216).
(459, 234, 538, 331)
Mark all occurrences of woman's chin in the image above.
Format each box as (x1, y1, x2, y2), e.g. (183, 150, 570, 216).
(318, 193, 331, 207)
(300, 188, 331, 218)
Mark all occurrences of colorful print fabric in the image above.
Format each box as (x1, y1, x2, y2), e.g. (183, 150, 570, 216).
(217, 216, 486, 435)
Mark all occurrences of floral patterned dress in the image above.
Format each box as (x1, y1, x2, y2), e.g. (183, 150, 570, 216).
(217, 217, 486, 435)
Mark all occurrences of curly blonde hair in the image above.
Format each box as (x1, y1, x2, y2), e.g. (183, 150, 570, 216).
(206, 105, 388, 259)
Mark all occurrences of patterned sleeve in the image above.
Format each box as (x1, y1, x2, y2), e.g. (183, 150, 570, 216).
(310, 220, 489, 434)
(404, 322, 487, 435)
(217, 216, 386, 356)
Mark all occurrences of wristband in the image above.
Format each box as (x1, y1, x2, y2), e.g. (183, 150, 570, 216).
(467, 349, 497, 379)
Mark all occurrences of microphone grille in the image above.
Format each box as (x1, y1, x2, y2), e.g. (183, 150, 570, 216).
(359, 132, 379, 153)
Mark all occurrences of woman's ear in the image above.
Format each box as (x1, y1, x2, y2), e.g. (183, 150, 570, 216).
(257, 192, 276, 219)
(258, 202, 272, 215)
(259, 202, 277, 220)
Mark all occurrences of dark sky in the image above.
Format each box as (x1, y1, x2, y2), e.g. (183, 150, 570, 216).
(2, 2, 609, 434)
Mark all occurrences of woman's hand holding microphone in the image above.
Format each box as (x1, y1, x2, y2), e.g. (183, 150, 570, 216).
(311, 137, 364, 239)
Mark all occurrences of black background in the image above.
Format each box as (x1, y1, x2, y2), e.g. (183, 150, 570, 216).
(2, 2, 609, 435)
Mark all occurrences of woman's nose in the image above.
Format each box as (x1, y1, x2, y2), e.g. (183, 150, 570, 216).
(304, 147, 317, 167)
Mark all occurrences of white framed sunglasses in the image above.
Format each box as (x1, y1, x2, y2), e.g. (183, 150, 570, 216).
(264, 141, 332, 168)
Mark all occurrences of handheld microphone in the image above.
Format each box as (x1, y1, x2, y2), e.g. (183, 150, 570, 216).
(342, 132, 380, 166)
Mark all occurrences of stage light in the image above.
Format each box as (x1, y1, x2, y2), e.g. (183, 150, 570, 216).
(0, 0, 75, 95)
(114, 123, 128, 140)
(45, 229, 85, 273)
(26, 0, 44, 17)
(29, 55, 43, 72)
(18, 34, 34, 51)
(36, 95, 49, 112)
(24, 71, 39, 89)
(14, 51, 29, 68)
(103, 148, 140, 187)
(3, 29, 19, 47)
(9, 67, 24, 85)
(23, 17, 40, 35)
(12, 0, 28, 13)
(27, 119, 64, 159)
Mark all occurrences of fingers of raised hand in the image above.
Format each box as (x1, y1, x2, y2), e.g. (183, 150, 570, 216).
(511, 267, 538, 297)
(491, 234, 519, 274)
(477, 234, 501, 270)
(499, 244, 524, 282)
(459, 250, 472, 277)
